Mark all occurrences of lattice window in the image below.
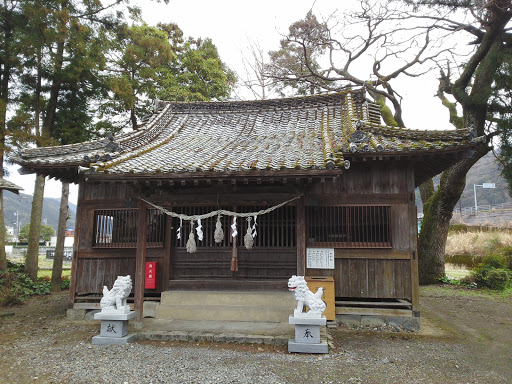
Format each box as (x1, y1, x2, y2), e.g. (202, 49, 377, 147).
(307, 206, 391, 248)
(173, 205, 296, 248)
(93, 208, 165, 248)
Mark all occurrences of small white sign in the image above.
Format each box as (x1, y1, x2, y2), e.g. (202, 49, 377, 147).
(306, 248, 335, 269)
(482, 183, 496, 189)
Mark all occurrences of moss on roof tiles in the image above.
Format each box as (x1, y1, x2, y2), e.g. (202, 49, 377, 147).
(16, 89, 475, 175)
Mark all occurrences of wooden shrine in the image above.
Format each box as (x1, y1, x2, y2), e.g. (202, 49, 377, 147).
(15, 89, 480, 323)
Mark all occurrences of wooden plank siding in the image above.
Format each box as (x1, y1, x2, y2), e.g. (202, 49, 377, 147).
(69, 161, 419, 310)
(307, 258, 412, 300)
(74, 249, 167, 294)
(304, 163, 415, 303)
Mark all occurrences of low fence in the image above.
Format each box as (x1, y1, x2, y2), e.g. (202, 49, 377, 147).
(454, 202, 512, 215)
(6, 246, 73, 262)
(46, 248, 74, 261)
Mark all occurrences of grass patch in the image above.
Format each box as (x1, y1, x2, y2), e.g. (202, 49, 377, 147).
(445, 264, 470, 280)
(445, 229, 512, 291)
(421, 284, 512, 299)
(37, 254, 72, 269)
(445, 229, 512, 258)
(8, 254, 71, 279)
(38, 269, 71, 279)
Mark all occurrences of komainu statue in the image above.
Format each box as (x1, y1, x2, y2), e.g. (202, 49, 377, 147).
(100, 275, 132, 314)
(288, 275, 326, 318)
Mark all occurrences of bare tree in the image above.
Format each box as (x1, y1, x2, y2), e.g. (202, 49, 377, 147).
(265, 4, 457, 126)
(264, 0, 511, 283)
(234, 40, 281, 100)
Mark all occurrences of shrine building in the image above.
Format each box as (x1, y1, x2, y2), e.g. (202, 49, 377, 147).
(15, 89, 480, 328)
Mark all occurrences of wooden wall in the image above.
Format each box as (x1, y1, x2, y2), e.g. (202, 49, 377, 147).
(71, 182, 170, 298)
(304, 163, 417, 306)
(70, 160, 419, 310)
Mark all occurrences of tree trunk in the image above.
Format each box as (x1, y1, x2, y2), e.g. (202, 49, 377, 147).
(0, 94, 6, 271)
(0, 190, 6, 270)
(0, 4, 13, 271)
(51, 182, 69, 292)
(24, 174, 45, 281)
(418, 145, 488, 284)
(27, 4, 66, 281)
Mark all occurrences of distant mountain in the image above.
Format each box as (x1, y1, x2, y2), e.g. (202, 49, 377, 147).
(3, 191, 76, 234)
(461, 152, 511, 207)
(416, 152, 511, 212)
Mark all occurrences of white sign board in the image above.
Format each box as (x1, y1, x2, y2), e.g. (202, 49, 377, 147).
(482, 183, 496, 189)
(306, 248, 335, 269)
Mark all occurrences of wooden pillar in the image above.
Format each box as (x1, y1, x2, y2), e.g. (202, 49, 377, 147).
(162, 214, 172, 291)
(135, 201, 148, 322)
(231, 206, 238, 276)
(296, 197, 306, 276)
(68, 179, 84, 309)
(407, 166, 420, 314)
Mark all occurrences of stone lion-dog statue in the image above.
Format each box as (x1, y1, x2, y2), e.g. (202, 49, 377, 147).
(100, 275, 132, 314)
(288, 275, 326, 318)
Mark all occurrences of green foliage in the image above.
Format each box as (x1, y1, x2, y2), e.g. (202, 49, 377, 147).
(104, 23, 175, 129)
(19, 223, 54, 242)
(483, 235, 504, 253)
(158, 38, 236, 102)
(102, 23, 235, 129)
(0, 261, 51, 306)
(445, 254, 483, 268)
(491, 52, 512, 193)
(60, 275, 70, 290)
(440, 275, 477, 289)
(443, 240, 512, 290)
(498, 246, 512, 270)
(472, 255, 512, 290)
(266, 11, 330, 97)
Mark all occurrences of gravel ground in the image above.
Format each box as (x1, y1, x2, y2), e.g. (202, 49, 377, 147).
(1, 288, 511, 384)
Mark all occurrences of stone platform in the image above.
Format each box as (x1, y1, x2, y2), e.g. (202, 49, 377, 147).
(92, 311, 136, 345)
(288, 315, 328, 354)
(136, 290, 295, 344)
(139, 319, 293, 344)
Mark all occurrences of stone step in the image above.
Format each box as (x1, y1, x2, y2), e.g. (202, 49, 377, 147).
(140, 318, 294, 343)
(156, 290, 296, 323)
(156, 303, 292, 322)
(160, 290, 296, 307)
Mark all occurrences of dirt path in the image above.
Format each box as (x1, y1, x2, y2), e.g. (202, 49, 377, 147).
(418, 286, 512, 382)
(0, 287, 511, 383)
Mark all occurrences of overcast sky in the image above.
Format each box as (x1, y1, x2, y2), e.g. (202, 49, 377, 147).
(7, 0, 455, 205)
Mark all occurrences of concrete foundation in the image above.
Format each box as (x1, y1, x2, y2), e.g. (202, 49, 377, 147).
(288, 315, 328, 354)
(337, 314, 420, 331)
(288, 340, 328, 354)
(92, 334, 136, 345)
(92, 311, 136, 345)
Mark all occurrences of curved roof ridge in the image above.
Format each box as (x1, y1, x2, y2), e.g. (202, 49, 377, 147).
(161, 89, 364, 114)
(364, 123, 471, 140)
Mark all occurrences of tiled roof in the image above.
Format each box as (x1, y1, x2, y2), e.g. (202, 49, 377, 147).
(16, 89, 476, 178)
(0, 178, 23, 193)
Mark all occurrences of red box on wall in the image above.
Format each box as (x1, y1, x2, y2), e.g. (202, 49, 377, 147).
(145, 261, 158, 289)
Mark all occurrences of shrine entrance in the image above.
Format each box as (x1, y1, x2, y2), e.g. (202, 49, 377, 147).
(168, 205, 297, 289)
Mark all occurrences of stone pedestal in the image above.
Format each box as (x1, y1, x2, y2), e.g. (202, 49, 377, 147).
(288, 315, 328, 354)
(92, 311, 136, 345)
